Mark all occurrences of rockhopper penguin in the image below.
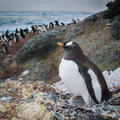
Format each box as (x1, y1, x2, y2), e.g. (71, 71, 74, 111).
(57, 41, 111, 106)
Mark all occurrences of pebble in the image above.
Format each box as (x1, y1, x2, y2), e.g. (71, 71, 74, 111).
(0, 80, 119, 119)
(10, 88, 18, 93)
(19, 99, 25, 104)
(54, 112, 63, 120)
(0, 96, 13, 103)
(26, 94, 37, 103)
(0, 111, 4, 117)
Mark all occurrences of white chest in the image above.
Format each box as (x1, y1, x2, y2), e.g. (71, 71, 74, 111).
(59, 59, 89, 98)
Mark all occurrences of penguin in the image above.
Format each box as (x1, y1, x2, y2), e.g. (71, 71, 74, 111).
(71, 19, 76, 24)
(57, 41, 111, 106)
(60, 22, 65, 27)
(15, 28, 19, 33)
(77, 19, 81, 23)
(54, 20, 60, 27)
(20, 28, 25, 39)
(8, 33, 14, 46)
(49, 22, 54, 28)
(1, 35, 9, 47)
(42, 24, 47, 32)
(24, 28, 29, 34)
(37, 25, 44, 33)
(1, 43, 9, 53)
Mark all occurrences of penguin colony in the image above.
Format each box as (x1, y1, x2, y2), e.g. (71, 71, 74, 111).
(0, 19, 80, 54)
(58, 41, 111, 106)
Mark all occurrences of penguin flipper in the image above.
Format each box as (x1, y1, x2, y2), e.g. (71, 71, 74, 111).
(78, 65, 99, 104)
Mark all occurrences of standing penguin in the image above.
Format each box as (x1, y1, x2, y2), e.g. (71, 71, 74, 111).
(1, 43, 9, 53)
(57, 41, 111, 106)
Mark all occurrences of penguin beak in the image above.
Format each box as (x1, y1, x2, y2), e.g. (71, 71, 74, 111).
(57, 42, 64, 47)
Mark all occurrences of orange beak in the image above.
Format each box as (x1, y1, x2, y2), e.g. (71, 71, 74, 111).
(57, 42, 64, 47)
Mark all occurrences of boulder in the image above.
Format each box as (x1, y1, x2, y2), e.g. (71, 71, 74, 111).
(15, 27, 66, 64)
(112, 21, 120, 40)
(103, 0, 120, 19)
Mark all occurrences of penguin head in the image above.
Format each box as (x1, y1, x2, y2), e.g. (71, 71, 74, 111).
(57, 41, 79, 49)
(57, 41, 83, 55)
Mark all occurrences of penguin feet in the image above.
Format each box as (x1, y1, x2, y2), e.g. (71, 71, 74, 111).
(68, 96, 85, 106)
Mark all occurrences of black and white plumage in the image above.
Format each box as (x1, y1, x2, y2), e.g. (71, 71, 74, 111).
(60, 22, 65, 26)
(57, 41, 111, 106)
(54, 20, 60, 27)
(1, 43, 9, 53)
(20, 28, 25, 39)
(49, 22, 54, 28)
(71, 19, 76, 24)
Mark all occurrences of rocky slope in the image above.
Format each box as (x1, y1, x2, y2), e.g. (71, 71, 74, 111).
(0, 71, 119, 120)
(12, 11, 120, 83)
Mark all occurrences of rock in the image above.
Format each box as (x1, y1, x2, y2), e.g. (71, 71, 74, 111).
(85, 15, 97, 23)
(0, 95, 13, 103)
(0, 79, 120, 119)
(10, 88, 18, 93)
(17, 102, 52, 120)
(0, 62, 3, 71)
(15, 27, 66, 64)
(112, 21, 120, 40)
(89, 41, 120, 71)
(103, 0, 120, 19)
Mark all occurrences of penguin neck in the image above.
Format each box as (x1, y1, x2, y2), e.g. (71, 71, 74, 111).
(63, 48, 84, 61)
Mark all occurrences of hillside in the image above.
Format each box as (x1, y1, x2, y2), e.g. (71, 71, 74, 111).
(5, 11, 119, 83)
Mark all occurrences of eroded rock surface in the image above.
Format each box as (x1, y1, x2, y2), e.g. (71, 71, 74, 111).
(0, 78, 119, 120)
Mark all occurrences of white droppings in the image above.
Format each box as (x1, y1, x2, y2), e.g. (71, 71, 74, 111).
(21, 70, 29, 77)
(103, 68, 120, 89)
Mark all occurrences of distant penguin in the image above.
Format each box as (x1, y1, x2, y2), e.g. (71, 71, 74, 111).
(60, 22, 65, 26)
(15, 28, 19, 33)
(49, 22, 54, 28)
(55, 20, 60, 27)
(77, 19, 80, 22)
(20, 28, 25, 39)
(57, 41, 111, 106)
(43, 24, 47, 32)
(6, 29, 9, 35)
(14, 33, 18, 43)
(38, 25, 44, 33)
(14, 32, 22, 43)
(24, 28, 29, 34)
(71, 19, 76, 24)
(7, 34, 13, 46)
(1, 35, 9, 47)
(1, 43, 9, 53)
